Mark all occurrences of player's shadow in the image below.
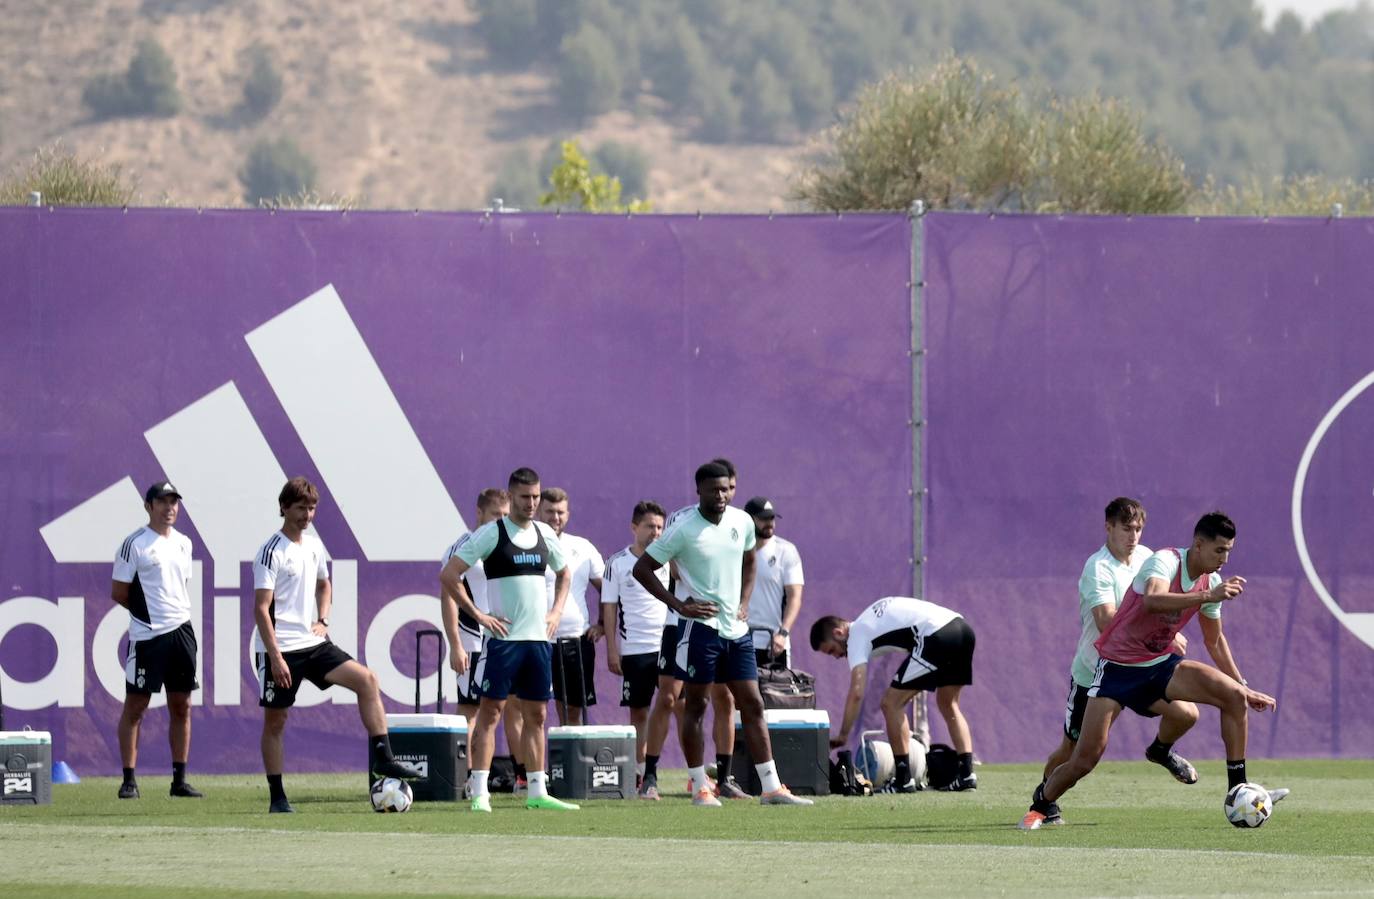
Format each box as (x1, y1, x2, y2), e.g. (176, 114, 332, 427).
(843, 822, 1098, 833)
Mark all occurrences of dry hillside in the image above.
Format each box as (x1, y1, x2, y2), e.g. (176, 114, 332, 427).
(0, 0, 806, 210)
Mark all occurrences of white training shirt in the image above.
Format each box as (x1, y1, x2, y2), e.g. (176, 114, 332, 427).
(545, 532, 605, 639)
(253, 531, 329, 654)
(603, 545, 671, 656)
(845, 596, 961, 669)
(748, 535, 804, 650)
(442, 532, 489, 654)
(112, 526, 194, 641)
(1071, 544, 1153, 687)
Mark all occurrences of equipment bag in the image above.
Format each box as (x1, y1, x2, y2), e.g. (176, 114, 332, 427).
(753, 628, 817, 710)
(925, 742, 959, 791)
(829, 749, 871, 796)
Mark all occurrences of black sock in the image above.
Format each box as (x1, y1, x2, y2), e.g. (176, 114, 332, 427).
(267, 774, 286, 802)
(893, 753, 912, 784)
(644, 755, 659, 779)
(717, 753, 732, 781)
(1033, 780, 1048, 808)
(369, 732, 395, 767)
(1226, 759, 1247, 790)
(1146, 738, 1173, 758)
(172, 762, 186, 785)
(122, 767, 136, 785)
(957, 752, 974, 779)
(514, 762, 527, 780)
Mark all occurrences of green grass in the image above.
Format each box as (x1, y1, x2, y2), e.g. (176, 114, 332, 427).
(2, 760, 1372, 898)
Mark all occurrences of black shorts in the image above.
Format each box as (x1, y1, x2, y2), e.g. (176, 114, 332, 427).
(657, 622, 683, 678)
(456, 649, 483, 706)
(890, 617, 975, 691)
(1063, 678, 1090, 741)
(620, 652, 659, 708)
(552, 635, 597, 707)
(257, 640, 353, 709)
(126, 621, 198, 695)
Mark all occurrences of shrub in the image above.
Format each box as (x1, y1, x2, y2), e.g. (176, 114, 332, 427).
(488, 149, 544, 208)
(239, 137, 317, 205)
(0, 143, 136, 206)
(591, 141, 649, 200)
(241, 46, 284, 122)
(82, 38, 181, 119)
(539, 139, 649, 212)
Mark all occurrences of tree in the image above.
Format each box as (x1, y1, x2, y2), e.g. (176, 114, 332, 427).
(82, 38, 181, 120)
(488, 149, 544, 208)
(0, 143, 136, 206)
(591, 141, 650, 200)
(539, 139, 650, 212)
(743, 60, 794, 143)
(239, 137, 317, 205)
(557, 24, 622, 122)
(241, 45, 284, 122)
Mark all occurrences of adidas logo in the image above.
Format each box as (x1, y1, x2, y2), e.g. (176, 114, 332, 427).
(7, 285, 470, 712)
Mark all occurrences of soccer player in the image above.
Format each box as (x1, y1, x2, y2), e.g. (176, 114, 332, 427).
(440, 488, 509, 722)
(1039, 497, 1201, 804)
(1020, 512, 1288, 830)
(742, 496, 804, 668)
(540, 487, 605, 726)
(601, 500, 670, 798)
(633, 460, 813, 807)
(254, 477, 419, 814)
(111, 480, 203, 799)
(812, 596, 979, 792)
(440, 467, 579, 812)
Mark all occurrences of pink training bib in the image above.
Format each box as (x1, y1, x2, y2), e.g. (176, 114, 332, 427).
(1095, 549, 1210, 664)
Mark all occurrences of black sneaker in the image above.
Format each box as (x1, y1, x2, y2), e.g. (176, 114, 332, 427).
(373, 758, 422, 780)
(895, 778, 918, 793)
(170, 782, 204, 798)
(117, 781, 140, 799)
(938, 773, 978, 792)
(1145, 746, 1198, 784)
(269, 797, 296, 813)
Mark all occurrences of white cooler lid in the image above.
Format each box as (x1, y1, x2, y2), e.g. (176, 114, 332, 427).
(0, 730, 52, 744)
(548, 725, 637, 739)
(730, 709, 830, 727)
(385, 714, 468, 731)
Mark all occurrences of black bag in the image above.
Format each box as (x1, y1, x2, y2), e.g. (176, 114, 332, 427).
(829, 749, 871, 796)
(488, 755, 516, 793)
(925, 742, 959, 791)
(754, 628, 816, 710)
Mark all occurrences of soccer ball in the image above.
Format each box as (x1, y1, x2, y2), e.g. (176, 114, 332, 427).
(1224, 782, 1271, 828)
(370, 777, 413, 813)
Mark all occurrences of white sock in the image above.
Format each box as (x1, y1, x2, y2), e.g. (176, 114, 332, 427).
(756, 759, 781, 793)
(470, 769, 490, 798)
(528, 769, 548, 799)
(636, 760, 646, 779)
(689, 765, 709, 793)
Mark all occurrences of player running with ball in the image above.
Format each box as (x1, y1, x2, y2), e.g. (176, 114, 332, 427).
(1020, 512, 1288, 829)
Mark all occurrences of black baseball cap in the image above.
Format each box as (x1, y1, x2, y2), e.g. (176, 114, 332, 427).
(743, 496, 778, 518)
(145, 481, 182, 502)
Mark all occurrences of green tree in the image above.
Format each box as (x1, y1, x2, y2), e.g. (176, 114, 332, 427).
(539, 139, 649, 212)
(743, 60, 794, 143)
(239, 137, 317, 205)
(591, 141, 650, 200)
(82, 38, 181, 119)
(488, 149, 544, 208)
(474, 0, 542, 66)
(241, 45, 284, 122)
(557, 23, 622, 121)
(0, 143, 136, 206)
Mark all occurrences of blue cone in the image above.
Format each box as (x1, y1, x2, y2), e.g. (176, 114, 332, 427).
(51, 760, 80, 783)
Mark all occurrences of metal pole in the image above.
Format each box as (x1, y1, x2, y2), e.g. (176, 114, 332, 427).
(908, 199, 930, 749)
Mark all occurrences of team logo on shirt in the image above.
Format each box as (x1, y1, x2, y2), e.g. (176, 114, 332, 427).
(730, 528, 739, 541)
(767, 556, 777, 567)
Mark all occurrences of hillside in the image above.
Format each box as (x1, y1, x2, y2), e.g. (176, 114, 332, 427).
(0, 0, 802, 211)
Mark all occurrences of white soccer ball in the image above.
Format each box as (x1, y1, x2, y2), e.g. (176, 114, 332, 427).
(1224, 782, 1271, 828)
(370, 776, 413, 813)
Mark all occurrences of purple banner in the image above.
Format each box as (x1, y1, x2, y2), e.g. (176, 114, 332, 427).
(923, 211, 1374, 761)
(0, 209, 913, 774)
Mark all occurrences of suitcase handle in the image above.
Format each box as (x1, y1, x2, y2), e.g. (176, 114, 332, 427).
(751, 626, 784, 668)
(415, 628, 445, 713)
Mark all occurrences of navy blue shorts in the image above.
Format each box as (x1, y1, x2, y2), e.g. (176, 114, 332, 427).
(657, 621, 683, 678)
(1088, 654, 1182, 718)
(676, 620, 758, 685)
(477, 638, 552, 702)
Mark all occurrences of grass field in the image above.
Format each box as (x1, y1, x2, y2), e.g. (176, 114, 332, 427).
(2, 760, 1372, 898)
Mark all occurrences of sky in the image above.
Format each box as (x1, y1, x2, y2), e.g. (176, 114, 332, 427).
(1255, 0, 1362, 24)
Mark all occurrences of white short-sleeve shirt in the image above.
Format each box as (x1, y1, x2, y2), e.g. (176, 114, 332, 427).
(603, 545, 670, 656)
(253, 531, 329, 654)
(442, 532, 489, 654)
(112, 526, 194, 641)
(1071, 544, 1153, 687)
(748, 535, 804, 649)
(545, 532, 605, 639)
(846, 596, 961, 669)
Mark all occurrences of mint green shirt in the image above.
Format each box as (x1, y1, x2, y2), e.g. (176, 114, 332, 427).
(646, 505, 757, 639)
(1072, 544, 1153, 687)
(457, 517, 566, 642)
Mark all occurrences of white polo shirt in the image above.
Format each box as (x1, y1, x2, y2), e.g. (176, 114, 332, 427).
(112, 526, 194, 641)
(253, 531, 329, 654)
(748, 534, 804, 650)
(603, 545, 670, 656)
(545, 532, 605, 639)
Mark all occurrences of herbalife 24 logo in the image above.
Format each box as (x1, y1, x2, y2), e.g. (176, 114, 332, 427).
(11, 285, 470, 712)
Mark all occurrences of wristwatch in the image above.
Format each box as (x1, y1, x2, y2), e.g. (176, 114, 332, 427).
(777, 627, 790, 638)
(318, 617, 330, 627)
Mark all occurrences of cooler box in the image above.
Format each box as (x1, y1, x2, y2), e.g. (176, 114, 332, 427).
(730, 709, 830, 796)
(1, 730, 52, 806)
(547, 725, 636, 800)
(379, 714, 467, 802)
